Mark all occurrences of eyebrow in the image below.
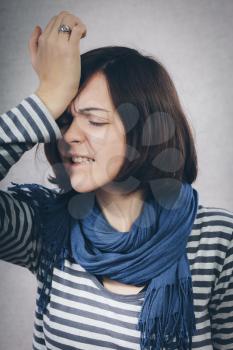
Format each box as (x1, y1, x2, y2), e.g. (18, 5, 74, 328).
(77, 107, 110, 113)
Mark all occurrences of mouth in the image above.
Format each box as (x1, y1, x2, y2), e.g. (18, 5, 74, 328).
(64, 156, 95, 169)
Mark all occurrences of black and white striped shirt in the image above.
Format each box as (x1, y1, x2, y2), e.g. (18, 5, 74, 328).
(0, 94, 233, 350)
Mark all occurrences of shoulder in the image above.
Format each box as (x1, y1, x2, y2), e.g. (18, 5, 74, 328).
(190, 204, 233, 241)
(187, 204, 233, 263)
(195, 204, 233, 223)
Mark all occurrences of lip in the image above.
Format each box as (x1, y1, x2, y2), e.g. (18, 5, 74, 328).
(68, 153, 95, 161)
(65, 158, 95, 170)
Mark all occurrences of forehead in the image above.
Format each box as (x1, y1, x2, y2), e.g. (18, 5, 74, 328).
(72, 72, 115, 113)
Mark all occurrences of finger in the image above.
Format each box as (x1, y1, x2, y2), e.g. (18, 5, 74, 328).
(69, 23, 87, 45)
(72, 17, 87, 38)
(52, 12, 85, 41)
(60, 16, 86, 43)
(28, 26, 42, 65)
(49, 11, 72, 37)
(81, 25, 87, 39)
(43, 15, 57, 37)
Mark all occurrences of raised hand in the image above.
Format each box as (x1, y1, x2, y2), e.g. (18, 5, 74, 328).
(29, 11, 87, 119)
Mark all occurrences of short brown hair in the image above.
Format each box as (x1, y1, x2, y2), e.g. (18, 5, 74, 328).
(38, 46, 198, 195)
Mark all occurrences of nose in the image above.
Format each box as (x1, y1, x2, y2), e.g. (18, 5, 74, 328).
(62, 119, 86, 144)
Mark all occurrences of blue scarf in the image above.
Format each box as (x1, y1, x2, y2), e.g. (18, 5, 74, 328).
(8, 181, 199, 350)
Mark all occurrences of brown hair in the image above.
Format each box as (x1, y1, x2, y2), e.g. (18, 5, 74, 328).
(37, 46, 198, 195)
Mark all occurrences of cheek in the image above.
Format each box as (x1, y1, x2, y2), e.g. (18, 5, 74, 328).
(96, 138, 126, 178)
(90, 124, 126, 161)
(106, 155, 125, 179)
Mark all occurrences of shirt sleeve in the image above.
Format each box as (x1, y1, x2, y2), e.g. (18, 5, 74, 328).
(0, 93, 62, 180)
(0, 94, 62, 274)
(208, 213, 233, 350)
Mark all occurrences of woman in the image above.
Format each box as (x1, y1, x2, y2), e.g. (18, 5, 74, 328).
(0, 11, 232, 350)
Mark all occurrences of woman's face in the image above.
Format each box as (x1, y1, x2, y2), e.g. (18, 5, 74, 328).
(57, 72, 126, 193)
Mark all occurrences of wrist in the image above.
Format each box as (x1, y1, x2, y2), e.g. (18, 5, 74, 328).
(35, 87, 75, 120)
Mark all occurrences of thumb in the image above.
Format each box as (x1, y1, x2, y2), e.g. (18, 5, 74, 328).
(28, 26, 42, 66)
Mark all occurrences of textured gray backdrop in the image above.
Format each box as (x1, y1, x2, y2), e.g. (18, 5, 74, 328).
(0, 0, 233, 349)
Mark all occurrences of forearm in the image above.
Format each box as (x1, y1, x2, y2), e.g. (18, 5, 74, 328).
(0, 94, 62, 180)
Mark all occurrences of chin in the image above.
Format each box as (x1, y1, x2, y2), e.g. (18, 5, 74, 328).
(69, 177, 99, 193)
(69, 176, 118, 195)
(70, 183, 96, 193)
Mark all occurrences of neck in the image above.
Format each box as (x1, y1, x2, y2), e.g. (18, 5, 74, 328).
(95, 186, 148, 232)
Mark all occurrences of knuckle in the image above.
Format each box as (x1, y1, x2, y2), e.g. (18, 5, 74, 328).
(74, 16, 82, 23)
(74, 25, 83, 34)
(80, 23, 87, 32)
(73, 25, 81, 32)
(76, 19, 85, 28)
(58, 10, 70, 17)
(61, 14, 71, 21)
(82, 27, 87, 36)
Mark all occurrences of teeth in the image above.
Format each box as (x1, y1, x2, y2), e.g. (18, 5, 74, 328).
(71, 156, 94, 164)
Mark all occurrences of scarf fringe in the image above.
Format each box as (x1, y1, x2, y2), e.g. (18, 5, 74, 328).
(7, 182, 72, 315)
(137, 278, 196, 350)
(37, 246, 70, 313)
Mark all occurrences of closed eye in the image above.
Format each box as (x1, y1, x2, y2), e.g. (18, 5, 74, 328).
(89, 121, 108, 127)
(57, 111, 108, 128)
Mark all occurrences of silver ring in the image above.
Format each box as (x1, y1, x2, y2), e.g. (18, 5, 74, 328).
(58, 24, 72, 34)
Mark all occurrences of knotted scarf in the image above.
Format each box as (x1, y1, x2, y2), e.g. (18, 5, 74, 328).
(8, 180, 199, 350)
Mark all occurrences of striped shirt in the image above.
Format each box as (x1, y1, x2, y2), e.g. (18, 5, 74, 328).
(0, 94, 233, 350)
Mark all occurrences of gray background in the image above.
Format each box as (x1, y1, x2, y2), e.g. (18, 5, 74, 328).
(0, 0, 232, 349)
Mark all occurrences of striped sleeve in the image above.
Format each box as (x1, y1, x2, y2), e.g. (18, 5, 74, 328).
(0, 94, 62, 273)
(0, 93, 62, 180)
(208, 209, 233, 349)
